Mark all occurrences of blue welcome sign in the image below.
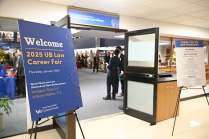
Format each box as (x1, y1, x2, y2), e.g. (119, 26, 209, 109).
(68, 9, 119, 28)
(18, 20, 83, 121)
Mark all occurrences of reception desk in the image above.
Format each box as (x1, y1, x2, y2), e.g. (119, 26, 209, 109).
(0, 76, 16, 99)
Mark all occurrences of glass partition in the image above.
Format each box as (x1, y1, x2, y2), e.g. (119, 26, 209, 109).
(128, 34, 155, 67)
(127, 81, 154, 115)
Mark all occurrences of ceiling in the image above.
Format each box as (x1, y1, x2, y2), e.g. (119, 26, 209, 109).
(40, 0, 209, 29)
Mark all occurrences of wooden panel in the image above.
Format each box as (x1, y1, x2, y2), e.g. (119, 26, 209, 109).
(156, 81, 180, 122)
(66, 111, 76, 139)
(156, 82, 169, 121)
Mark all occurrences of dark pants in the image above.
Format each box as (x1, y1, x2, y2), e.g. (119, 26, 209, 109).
(16, 76, 26, 96)
(106, 76, 118, 98)
(120, 80, 124, 93)
(93, 63, 98, 72)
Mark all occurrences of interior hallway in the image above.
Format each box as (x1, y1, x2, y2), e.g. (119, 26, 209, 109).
(4, 96, 209, 139)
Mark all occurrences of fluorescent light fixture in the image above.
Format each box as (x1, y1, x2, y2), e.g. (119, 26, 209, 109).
(114, 35, 125, 38)
(71, 28, 81, 34)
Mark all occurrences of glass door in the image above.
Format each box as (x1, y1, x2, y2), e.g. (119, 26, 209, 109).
(124, 28, 159, 125)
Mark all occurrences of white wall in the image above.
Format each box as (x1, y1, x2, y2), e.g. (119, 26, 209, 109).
(0, 0, 67, 25)
(120, 15, 209, 40)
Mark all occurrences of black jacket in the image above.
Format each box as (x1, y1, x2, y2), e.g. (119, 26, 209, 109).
(107, 56, 120, 77)
(93, 56, 99, 65)
(119, 53, 124, 72)
(13, 55, 25, 76)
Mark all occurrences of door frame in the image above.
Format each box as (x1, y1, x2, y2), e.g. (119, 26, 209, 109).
(124, 28, 159, 125)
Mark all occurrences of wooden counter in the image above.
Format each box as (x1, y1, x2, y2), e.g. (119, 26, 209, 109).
(156, 81, 180, 122)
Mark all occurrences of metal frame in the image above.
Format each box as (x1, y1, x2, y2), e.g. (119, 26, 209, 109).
(124, 73, 157, 124)
(124, 27, 159, 74)
(124, 28, 159, 125)
(51, 15, 71, 29)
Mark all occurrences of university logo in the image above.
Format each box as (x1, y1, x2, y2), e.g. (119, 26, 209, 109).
(35, 109, 43, 114)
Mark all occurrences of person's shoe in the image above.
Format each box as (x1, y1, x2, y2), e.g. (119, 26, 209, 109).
(112, 97, 116, 100)
(118, 93, 124, 97)
(103, 96, 111, 100)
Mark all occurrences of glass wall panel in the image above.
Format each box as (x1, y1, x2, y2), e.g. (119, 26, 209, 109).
(128, 34, 155, 67)
(127, 81, 154, 115)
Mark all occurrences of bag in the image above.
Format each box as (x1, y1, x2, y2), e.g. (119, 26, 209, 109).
(119, 74, 124, 81)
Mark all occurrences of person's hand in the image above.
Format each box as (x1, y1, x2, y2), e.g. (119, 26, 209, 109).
(120, 71, 124, 76)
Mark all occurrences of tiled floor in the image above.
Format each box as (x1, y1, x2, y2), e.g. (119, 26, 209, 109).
(4, 96, 209, 139)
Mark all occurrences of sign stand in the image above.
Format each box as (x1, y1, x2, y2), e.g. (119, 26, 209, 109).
(74, 110, 85, 139)
(30, 110, 85, 139)
(172, 86, 209, 136)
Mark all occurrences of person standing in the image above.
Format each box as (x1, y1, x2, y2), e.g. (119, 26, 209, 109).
(89, 50, 93, 68)
(81, 54, 85, 68)
(12, 48, 26, 97)
(116, 46, 125, 97)
(103, 49, 120, 100)
(93, 53, 99, 73)
(104, 52, 110, 73)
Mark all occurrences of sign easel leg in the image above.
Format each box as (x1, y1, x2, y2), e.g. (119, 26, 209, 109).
(202, 86, 209, 106)
(30, 121, 34, 139)
(34, 120, 39, 139)
(74, 111, 85, 139)
(172, 87, 182, 136)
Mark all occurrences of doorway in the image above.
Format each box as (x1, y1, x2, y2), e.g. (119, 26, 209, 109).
(52, 15, 127, 136)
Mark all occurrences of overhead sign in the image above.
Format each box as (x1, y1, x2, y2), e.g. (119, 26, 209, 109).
(68, 9, 119, 28)
(175, 40, 206, 87)
(18, 20, 83, 121)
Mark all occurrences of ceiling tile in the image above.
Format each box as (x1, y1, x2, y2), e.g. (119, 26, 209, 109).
(145, 11, 181, 20)
(162, 15, 195, 22)
(148, 0, 189, 10)
(115, 0, 162, 6)
(40, 0, 79, 5)
(186, 9, 209, 17)
(196, 0, 209, 7)
(194, 21, 209, 28)
(128, 6, 162, 17)
(74, 0, 113, 10)
(178, 17, 209, 24)
(202, 15, 209, 19)
(182, 0, 206, 3)
(101, 1, 145, 15)
(169, 3, 207, 14)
